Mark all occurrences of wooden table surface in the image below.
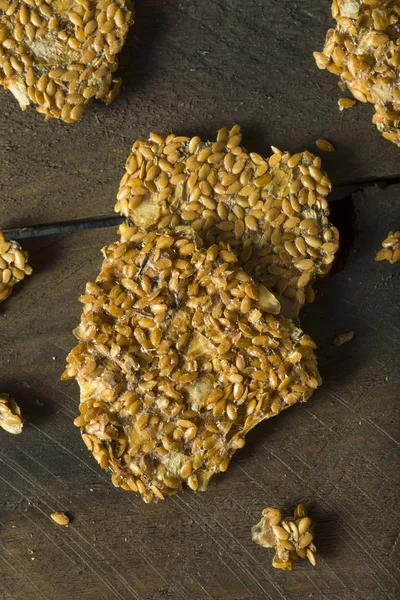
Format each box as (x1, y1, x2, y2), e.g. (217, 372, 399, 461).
(0, 2, 399, 599)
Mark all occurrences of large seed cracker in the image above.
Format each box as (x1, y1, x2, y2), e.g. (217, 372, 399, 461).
(115, 125, 339, 317)
(63, 229, 321, 503)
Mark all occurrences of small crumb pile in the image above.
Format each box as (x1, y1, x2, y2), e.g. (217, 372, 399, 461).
(252, 504, 316, 570)
(375, 231, 400, 264)
(0, 393, 23, 434)
(0, 1, 134, 122)
(314, 1, 400, 146)
(0, 231, 32, 303)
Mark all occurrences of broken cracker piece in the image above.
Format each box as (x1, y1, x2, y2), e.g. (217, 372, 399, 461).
(63, 228, 321, 503)
(115, 125, 339, 316)
(314, 1, 400, 146)
(0, 393, 23, 434)
(0, 1, 134, 122)
(375, 231, 400, 264)
(252, 503, 316, 570)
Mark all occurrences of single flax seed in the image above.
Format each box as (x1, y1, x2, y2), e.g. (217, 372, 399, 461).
(316, 139, 336, 153)
(334, 331, 354, 346)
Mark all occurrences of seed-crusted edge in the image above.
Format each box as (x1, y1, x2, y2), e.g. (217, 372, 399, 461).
(0, 230, 32, 303)
(252, 503, 317, 570)
(314, 0, 400, 146)
(0, 0, 134, 123)
(63, 228, 322, 503)
(114, 125, 339, 317)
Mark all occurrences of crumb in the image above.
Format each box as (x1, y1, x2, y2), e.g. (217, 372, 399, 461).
(50, 512, 70, 526)
(334, 331, 354, 346)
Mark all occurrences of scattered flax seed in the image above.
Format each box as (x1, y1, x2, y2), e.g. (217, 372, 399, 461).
(252, 504, 316, 570)
(0, 230, 32, 303)
(338, 97, 356, 111)
(115, 125, 339, 317)
(316, 138, 335, 152)
(375, 231, 400, 264)
(0, 393, 23, 434)
(63, 229, 322, 503)
(314, 1, 400, 146)
(50, 512, 70, 526)
(0, 1, 134, 123)
(334, 331, 354, 346)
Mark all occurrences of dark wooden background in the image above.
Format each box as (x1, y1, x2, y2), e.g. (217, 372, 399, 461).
(0, 2, 399, 599)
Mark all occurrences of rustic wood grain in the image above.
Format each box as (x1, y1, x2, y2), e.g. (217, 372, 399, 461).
(1, 0, 399, 230)
(0, 183, 399, 600)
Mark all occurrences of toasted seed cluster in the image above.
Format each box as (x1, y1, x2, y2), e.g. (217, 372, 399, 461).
(0, 0, 134, 122)
(63, 229, 322, 503)
(50, 511, 70, 525)
(252, 504, 316, 570)
(314, 1, 400, 146)
(114, 125, 339, 317)
(334, 330, 354, 346)
(0, 393, 23, 434)
(375, 230, 400, 263)
(0, 231, 32, 303)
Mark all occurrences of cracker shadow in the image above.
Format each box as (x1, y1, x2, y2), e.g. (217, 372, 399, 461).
(0, 234, 65, 316)
(118, 0, 165, 95)
(305, 503, 339, 559)
(19, 232, 66, 275)
(208, 194, 360, 490)
(0, 378, 54, 427)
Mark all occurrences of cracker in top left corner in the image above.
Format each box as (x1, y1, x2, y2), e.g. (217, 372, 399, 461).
(0, 0, 134, 123)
